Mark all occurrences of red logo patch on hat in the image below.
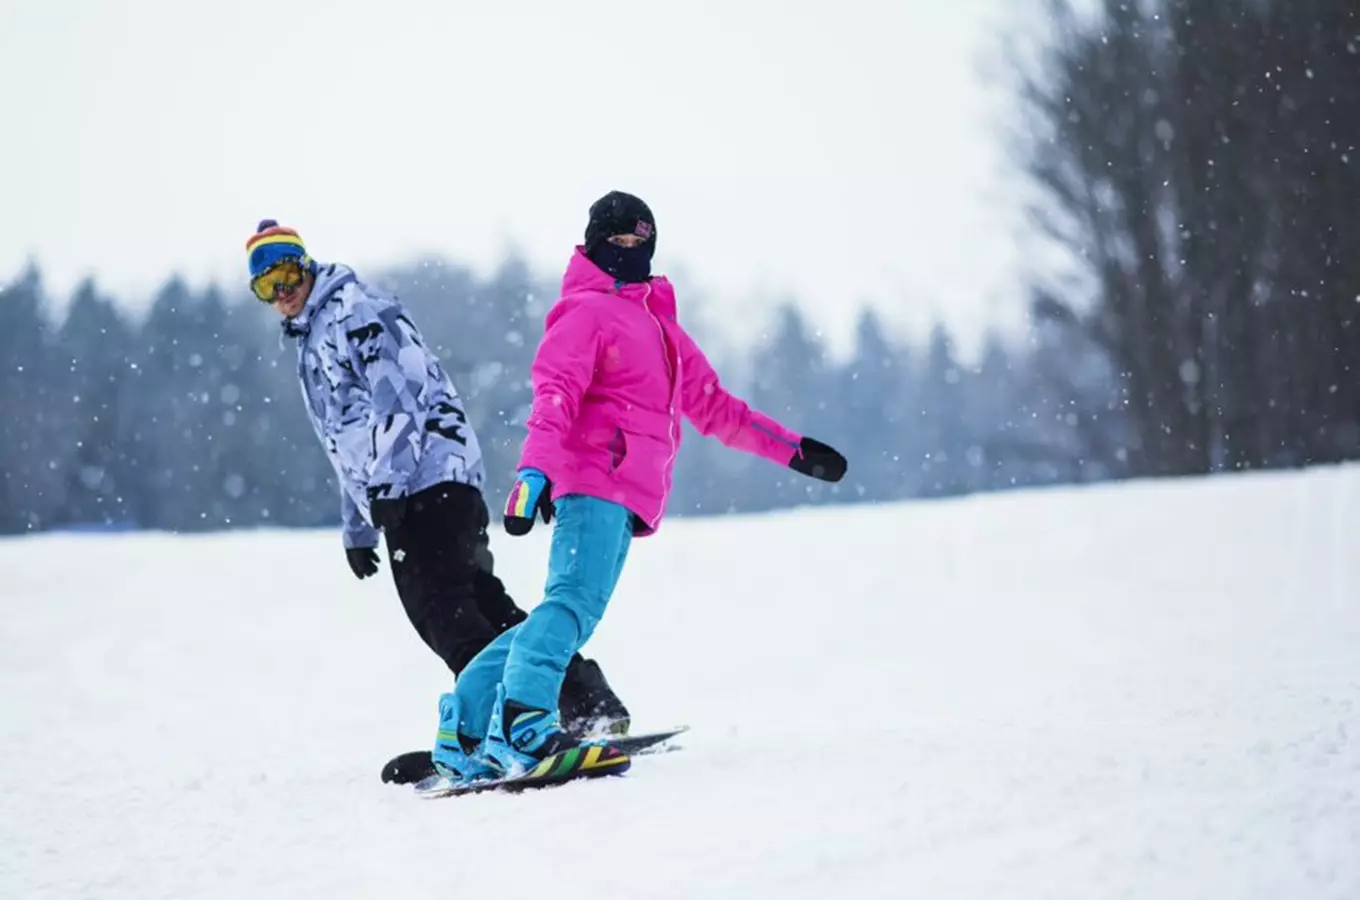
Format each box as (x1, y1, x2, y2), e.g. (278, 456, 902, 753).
(634, 221, 654, 239)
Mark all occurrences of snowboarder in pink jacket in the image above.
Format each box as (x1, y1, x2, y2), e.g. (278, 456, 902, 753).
(430, 192, 848, 783)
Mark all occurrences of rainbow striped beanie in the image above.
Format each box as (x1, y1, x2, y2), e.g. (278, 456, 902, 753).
(246, 219, 313, 280)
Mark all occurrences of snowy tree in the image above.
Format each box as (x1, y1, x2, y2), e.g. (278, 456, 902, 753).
(0, 267, 66, 531)
(1014, 0, 1360, 476)
(54, 279, 136, 527)
(834, 308, 918, 501)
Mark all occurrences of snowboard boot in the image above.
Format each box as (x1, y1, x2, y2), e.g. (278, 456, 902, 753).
(561, 656, 631, 739)
(483, 684, 579, 776)
(431, 692, 499, 785)
(483, 684, 631, 782)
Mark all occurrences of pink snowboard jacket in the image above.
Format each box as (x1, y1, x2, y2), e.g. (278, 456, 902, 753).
(518, 248, 804, 535)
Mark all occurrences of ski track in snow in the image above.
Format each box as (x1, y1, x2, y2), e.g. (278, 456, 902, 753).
(4, 466, 1360, 899)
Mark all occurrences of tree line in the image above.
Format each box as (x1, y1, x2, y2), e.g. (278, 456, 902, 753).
(0, 258, 1081, 536)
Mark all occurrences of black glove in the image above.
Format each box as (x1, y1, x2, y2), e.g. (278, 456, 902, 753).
(368, 488, 409, 532)
(346, 546, 380, 579)
(788, 436, 847, 483)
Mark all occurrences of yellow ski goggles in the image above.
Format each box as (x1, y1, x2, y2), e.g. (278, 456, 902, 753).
(251, 260, 306, 303)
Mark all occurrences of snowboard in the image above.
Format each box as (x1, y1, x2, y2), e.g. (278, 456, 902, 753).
(381, 725, 689, 785)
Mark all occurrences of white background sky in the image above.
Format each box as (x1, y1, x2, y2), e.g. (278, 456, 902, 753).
(1, 0, 1036, 356)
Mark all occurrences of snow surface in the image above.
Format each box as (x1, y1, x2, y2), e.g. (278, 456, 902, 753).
(4, 466, 1360, 899)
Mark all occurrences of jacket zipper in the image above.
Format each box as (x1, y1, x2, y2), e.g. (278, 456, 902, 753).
(641, 283, 679, 529)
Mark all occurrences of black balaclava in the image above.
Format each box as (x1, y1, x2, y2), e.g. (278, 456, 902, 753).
(584, 191, 657, 283)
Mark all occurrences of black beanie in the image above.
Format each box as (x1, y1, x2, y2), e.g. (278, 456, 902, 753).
(584, 191, 657, 256)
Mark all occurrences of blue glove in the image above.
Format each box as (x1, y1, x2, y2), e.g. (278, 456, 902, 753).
(503, 468, 553, 536)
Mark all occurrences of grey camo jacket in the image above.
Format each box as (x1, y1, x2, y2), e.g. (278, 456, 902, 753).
(283, 263, 486, 548)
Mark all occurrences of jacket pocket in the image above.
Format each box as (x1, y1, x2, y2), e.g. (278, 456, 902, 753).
(608, 428, 629, 473)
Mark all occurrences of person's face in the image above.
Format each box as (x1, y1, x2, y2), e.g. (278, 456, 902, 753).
(252, 260, 314, 319)
(607, 233, 649, 249)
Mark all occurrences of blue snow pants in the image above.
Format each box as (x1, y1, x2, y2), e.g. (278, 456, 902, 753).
(451, 495, 633, 740)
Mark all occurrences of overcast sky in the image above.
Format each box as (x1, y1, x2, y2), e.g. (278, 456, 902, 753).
(1, 0, 1034, 355)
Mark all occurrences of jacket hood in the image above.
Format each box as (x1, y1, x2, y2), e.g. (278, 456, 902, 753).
(281, 262, 358, 339)
(561, 246, 676, 320)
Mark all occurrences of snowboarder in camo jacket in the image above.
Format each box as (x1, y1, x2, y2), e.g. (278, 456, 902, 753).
(246, 219, 629, 736)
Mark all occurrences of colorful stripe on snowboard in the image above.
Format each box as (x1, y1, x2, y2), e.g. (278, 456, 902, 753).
(415, 744, 631, 799)
(526, 744, 630, 780)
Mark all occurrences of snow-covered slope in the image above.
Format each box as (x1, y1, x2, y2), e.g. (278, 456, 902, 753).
(4, 466, 1360, 899)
